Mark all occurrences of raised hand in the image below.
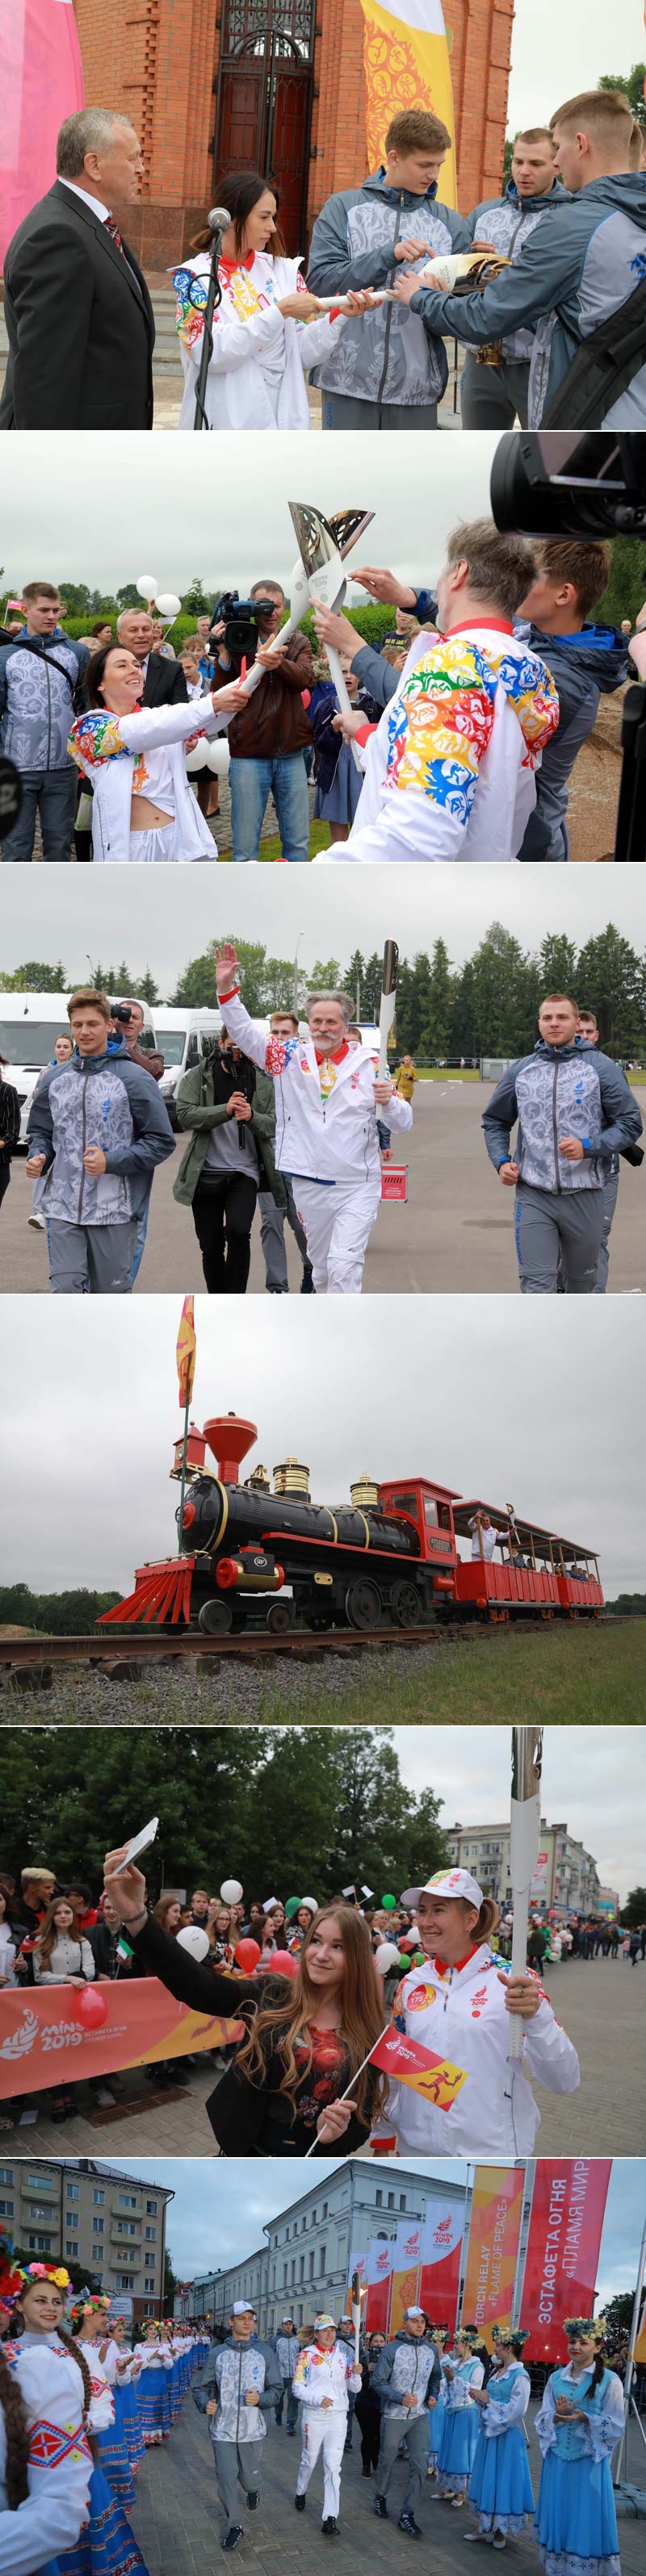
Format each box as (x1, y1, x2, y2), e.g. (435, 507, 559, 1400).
(215, 943, 240, 996)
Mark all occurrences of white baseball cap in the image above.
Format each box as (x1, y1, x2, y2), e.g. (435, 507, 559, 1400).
(231, 2302, 256, 2315)
(405, 2306, 426, 2319)
(422, 1867, 483, 1909)
(314, 2315, 336, 2331)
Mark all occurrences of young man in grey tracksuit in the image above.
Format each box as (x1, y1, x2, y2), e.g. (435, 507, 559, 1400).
(463, 128, 565, 429)
(482, 994, 643, 1294)
(372, 2306, 441, 2537)
(271, 2315, 301, 2432)
(397, 87, 646, 428)
(307, 106, 469, 431)
(199, 2302, 282, 2554)
(26, 986, 175, 1292)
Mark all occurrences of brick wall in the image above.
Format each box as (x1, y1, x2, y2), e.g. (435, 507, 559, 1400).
(73, 0, 514, 266)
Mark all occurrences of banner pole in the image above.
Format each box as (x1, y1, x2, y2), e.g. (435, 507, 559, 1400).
(512, 2159, 535, 2331)
(615, 2207, 646, 2486)
(178, 1382, 190, 1557)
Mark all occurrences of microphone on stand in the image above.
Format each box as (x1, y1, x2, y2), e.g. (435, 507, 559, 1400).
(192, 204, 231, 432)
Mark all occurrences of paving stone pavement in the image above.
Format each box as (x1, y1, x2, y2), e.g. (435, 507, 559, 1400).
(128, 2370, 645, 2576)
(4, 1961, 644, 2160)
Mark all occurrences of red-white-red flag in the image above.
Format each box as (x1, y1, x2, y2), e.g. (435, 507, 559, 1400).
(1, 0, 85, 264)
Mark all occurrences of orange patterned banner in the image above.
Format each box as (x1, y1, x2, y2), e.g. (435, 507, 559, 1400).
(359, 0, 458, 207)
(0, 1978, 244, 2097)
(461, 2165, 524, 2351)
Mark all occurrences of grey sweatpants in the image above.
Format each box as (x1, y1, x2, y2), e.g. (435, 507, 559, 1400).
(514, 1184, 605, 1294)
(47, 1218, 137, 1294)
(212, 2436, 262, 2527)
(594, 1169, 619, 1293)
(460, 354, 530, 429)
(258, 1182, 309, 1290)
(321, 391, 438, 432)
(375, 2410, 430, 2514)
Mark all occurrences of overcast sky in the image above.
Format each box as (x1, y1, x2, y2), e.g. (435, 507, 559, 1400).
(2, 868, 644, 998)
(508, 0, 640, 129)
(99, 2153, 645, 2302)
(1, 433, 501, 598)
(396, 1725, 644, 1901)
(2, 1294, 644, 1597)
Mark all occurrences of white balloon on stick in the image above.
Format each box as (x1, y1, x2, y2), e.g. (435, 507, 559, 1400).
(155, 592, 182, 618)
(136, 575, 158, 602)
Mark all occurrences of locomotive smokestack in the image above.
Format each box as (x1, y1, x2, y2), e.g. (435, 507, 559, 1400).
(273, 1457, 311, 1499)
(203, 1413, 258, 1483)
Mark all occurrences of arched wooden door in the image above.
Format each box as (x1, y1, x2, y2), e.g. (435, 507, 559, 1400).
(213, 1, 317, 254)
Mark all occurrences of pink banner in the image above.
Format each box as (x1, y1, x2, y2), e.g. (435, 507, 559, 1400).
(365, 2236, 394, 2334)
(0, 1978, 244, 2095)
(1, 0, 85, 266)
(418, 2185, 464, 2328)
(520, 2160, 612, 2362)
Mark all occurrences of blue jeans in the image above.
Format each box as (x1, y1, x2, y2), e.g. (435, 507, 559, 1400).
(0, 766, 77, 861)
(230, 753, 309, 860)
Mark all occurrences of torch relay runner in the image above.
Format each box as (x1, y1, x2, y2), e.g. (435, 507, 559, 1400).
(213, 939, 413, 1294)
(371, 1868, 580, 2158)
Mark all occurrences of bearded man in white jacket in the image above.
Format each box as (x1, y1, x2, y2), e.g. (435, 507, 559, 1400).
(215, 942, 413, 1292)
(293, 2317, 362, 2534)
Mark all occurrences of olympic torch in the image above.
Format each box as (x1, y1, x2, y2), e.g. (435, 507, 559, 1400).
(508, 1729, 543, 2060)
(351, 2264, 367, 2369)
(378, 940, 399, 1080)
(237, 507, 375, 729)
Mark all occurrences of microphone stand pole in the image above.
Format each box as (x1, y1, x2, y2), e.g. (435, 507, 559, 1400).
(193, 225, 224, 432)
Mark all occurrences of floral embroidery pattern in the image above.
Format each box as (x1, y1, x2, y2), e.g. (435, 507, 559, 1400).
(69, 710, 148, 793)
(384, 638, 559, 821)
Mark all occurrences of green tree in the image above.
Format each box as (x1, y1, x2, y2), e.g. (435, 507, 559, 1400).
(598, 535, 646, 630)
(603, 2293, 636, 2340)
(0, 960, 68, 993)
(164, 2248, 179, 2305)
(599, 66, 646, 125)
(620, 1886, 646, 1926)
(426, 938, 454, 1059)
(574, 926, 644, 1051)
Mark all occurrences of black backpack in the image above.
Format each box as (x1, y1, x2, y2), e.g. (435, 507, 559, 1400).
(542, 274, 646, 428)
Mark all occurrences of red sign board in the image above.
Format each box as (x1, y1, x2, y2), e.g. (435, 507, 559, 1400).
(520, 2160, 611, 2361)
(380, 1165, 408, 1202)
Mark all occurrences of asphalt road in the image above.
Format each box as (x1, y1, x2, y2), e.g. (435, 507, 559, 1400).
(4, 1085, 644, 1294)
(128, 2364, 644, 2576)
(5, 1959, 644, 2160)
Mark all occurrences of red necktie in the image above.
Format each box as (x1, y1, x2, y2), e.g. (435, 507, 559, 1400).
(104, 214, 124, 255)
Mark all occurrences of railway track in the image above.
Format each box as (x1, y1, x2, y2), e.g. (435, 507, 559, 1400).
(0, 1615, 617, 1685)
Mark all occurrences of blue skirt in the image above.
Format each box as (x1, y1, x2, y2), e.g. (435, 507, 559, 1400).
(51, 2463, 150, 2576)
(429, 2389, 447, 2465)
(438, 2402, 480, 2490)
(469, 2424, 535, 2532)
(94, 2417, 134, 2512)
(535, 2451, 620, 2576)
(170, 2360, 182, 2419)
(136, 2374, 170, 2442)
(120, 2383, 145, 2474)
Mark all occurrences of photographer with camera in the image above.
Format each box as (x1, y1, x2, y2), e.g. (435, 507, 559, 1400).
(212, 580, 313, 861)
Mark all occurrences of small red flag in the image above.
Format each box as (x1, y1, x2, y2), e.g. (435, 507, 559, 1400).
(369, 2024, 468, 2111)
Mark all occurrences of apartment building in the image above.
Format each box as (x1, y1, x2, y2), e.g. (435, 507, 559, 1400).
(0, 2159, 173, 2322)
(444, 1821, 601, 1918)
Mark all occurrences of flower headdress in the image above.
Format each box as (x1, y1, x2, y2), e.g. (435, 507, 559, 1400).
(564, 2316, 607, 2344)
(492, 2325, 529, 2348)
(455, 2322, 480, 2346)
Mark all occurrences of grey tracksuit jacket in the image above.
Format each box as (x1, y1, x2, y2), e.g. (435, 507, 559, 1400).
(0, 627, 90, 772)
(373, 2331, 441, 2419)
(465, 178, 567, 358)
(482, 1039, 643, 1194)
(408, 174, 646, 425)
(196, 2335, 282, 2444)
(26, 1035, 175, 1225)
(307, 166, 469, 407)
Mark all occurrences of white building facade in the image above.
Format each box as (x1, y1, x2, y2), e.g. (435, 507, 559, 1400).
(174, 2161, 467, 2336)
(444, 1821, 601, 1918)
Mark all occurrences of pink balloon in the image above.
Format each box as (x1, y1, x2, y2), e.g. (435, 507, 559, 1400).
(73, 1987, 109, 2030)
(266, 1948, 298, 1980)
(234, 1938, 261, 1973)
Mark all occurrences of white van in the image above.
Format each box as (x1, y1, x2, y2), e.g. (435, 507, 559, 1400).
(0, 992, 76, 1144)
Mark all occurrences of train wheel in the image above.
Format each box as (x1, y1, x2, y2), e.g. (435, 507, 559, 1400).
(266, 1600, 295, 1635)
(390, 1579, 422, 1629)
(345, 1579, 382, 1631)
(198, 1598, 233, 1637)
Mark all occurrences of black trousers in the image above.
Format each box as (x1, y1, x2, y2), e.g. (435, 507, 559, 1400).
(0, 1160, 11, 1211)
(192, 1176, 258, 1293)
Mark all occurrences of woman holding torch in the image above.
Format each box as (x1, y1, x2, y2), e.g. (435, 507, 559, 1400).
(376, 1864, 579, 2157)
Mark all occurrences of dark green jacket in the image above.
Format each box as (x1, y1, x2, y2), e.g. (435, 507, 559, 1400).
(173, 1048, 285, 1208)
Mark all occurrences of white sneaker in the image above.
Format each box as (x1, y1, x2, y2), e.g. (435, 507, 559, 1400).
(27, 1213, 45, 1232)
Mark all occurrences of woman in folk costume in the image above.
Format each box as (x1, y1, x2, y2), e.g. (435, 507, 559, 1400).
(100, 2324, 144, 2482)
(0, 2244, 91, 2576)
(4, 2262, 149, 2576)
(170, 169, 374, 433)
(380, 1868, 579, 2157)
(426, 2324, 451, 2478)
(534, 2318, 623, 2576)
(466, 2327, 535, 2547)
(435, 2328, 484, 2506)
(67, 2302, 134, 2515)
(136, 2327, 171, 2447)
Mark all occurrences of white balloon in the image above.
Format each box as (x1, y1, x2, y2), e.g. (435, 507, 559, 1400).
(220, 1878, 243, 1905)
(177, 1926, 211, 1961)
(374, 1942, 401, 1973)
(185, 742, 210, 774)
(136, 575, 158, 602)
(155, 592, 182, 618)
(206, 740, 229, 776)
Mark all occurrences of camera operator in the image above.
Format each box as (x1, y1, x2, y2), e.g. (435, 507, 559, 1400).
(212, 579, 313, 861)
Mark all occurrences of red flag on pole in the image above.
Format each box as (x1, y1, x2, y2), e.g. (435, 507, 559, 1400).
(176, 1296, 196, 1410)
(0, 2, 86, 265)
(369, 2023, 468, 2110)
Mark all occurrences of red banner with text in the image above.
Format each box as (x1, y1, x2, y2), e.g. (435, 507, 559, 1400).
(520, 2159, 612, 2362)
(365, 2236, 395, 2334)
(0, 1979, 244, 2097)
(418, 2185, 464, 2329)
(461, 2166, 524, 2352)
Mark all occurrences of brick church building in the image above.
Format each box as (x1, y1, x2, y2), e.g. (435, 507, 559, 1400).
(73, 0, 514, 269)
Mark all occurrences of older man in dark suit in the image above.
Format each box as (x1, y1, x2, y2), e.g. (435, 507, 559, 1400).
(0, 107, 155, 430)
(115, 611, 189, 708)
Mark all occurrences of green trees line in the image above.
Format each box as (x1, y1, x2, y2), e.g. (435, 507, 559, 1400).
(3, 923, 645, 1060)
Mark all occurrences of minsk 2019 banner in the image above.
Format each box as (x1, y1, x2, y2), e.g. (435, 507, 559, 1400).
(359, 0, 458, 206)
(0, 0, 85, 263)
(0, 1979, 244, 2094)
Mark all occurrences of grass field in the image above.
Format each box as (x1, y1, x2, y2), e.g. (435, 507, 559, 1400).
(245, 1617, 646, 1725)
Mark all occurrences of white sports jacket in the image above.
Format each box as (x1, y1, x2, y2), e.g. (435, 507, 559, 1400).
(293, 2344, 362, 2411)
(218, 985, 413, 1185)
(379, 1942, 579, 2157)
